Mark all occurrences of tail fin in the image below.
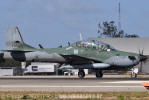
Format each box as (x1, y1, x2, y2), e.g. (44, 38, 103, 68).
(6, 27, 24, 50)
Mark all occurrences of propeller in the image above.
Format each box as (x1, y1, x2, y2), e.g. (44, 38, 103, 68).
(138, 49, 148, 73)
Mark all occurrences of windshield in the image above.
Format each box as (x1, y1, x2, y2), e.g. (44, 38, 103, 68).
(76, 40, 116, 51)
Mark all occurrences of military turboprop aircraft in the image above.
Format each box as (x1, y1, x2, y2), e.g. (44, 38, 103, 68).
(1, 27, 147, 78)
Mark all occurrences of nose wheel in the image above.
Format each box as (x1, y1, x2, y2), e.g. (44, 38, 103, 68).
(78, 69, 85, 78)
(96, 70, 103, 78)
(131, 68, 138, 78)
(131, 72, 137, 78)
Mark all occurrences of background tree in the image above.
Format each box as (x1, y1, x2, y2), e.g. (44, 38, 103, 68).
(125, 34, 139, 38)
(97, 21, 139, 38)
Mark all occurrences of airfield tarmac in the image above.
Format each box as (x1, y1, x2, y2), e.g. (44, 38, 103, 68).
(0, 75, 149, 92)
(0, 75, 148, 92)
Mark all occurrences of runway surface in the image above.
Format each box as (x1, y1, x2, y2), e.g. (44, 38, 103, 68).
(0, 76, 148, 92)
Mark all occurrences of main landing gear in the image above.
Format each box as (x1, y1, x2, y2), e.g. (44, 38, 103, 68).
(78, 69, 103, 79)
(78, 69, 85, 78)
(96, 70, 103, 78)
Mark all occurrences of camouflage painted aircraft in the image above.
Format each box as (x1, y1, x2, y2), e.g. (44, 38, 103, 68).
(0, 27, 147, 78)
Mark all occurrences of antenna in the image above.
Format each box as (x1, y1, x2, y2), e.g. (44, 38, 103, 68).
(80, 33, 83, 41)
(118, 0, 121, 32)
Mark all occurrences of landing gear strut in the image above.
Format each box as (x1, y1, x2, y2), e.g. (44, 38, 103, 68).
(78, 69, 85, 78)
(131, 72, 137, 78)
(96, 70, 103, 78)
(21, 62, 31, 76)
(21, 62, 27, 76)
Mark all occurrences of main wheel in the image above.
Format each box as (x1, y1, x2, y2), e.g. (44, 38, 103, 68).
(78, 71, 85, 78)
(96, 71, 103, 78)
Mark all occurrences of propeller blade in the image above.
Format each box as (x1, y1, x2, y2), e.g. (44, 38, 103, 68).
(142, 49, 144, 55)
(138, 48, 148, 73)
(139, 49, 141, 55)
(140, 61, 143, 73)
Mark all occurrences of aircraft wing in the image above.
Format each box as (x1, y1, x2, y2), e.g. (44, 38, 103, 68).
(61, 54, 102, 65)
(59, 54, 110, 69)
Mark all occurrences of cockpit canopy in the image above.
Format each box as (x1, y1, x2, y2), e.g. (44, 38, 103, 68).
(76, 40, 116, 51)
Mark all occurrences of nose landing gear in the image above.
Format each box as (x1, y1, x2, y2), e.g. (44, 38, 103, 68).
(131, 68, 138, 78)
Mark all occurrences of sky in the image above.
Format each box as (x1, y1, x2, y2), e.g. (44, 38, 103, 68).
(0, 0, 149, 49)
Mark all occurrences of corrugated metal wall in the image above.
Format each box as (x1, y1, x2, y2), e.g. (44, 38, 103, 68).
(89, 38, 149, 55)
(0, 68, 13, 76)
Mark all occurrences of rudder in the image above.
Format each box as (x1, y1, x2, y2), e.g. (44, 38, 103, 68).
(6, 27, 24, 50)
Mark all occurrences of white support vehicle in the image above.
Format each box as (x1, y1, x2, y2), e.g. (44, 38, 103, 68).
(24, 63, 58, 75)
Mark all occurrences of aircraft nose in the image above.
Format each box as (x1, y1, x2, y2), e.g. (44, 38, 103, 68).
(105, 56, 140, 67)
(124, 56, 140, 67)
(119, 56, 139, 67)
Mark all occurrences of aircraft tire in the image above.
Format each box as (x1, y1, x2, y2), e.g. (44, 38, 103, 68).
(131, 73, 137, 78)
(96, 71, 103, 78)
(78, 71, 85, 78)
